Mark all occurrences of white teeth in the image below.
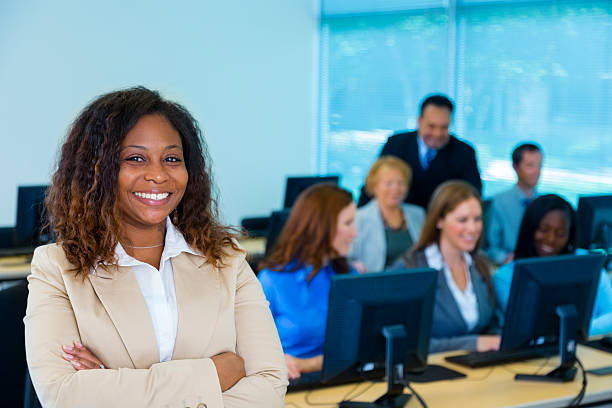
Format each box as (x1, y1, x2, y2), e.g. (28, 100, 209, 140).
(134, 192, 169, 201)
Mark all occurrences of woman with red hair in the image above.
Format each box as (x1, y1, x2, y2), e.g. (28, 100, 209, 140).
(258, 183, 358, 380)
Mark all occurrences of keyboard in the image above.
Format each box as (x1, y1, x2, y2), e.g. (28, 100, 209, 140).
(288, 371, 330, 392)
(445, 346, 558, 368)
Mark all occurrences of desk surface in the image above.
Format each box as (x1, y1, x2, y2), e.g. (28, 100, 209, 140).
(0, 255, 31, 280)
(286, 345, 612, 408)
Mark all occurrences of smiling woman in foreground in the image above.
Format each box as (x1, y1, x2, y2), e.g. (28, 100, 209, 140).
(24, 87, 287, 408)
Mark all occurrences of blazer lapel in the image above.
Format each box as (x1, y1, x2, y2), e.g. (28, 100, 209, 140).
(88, 264, 159, 368)
(171, 252, 220, 360)
(436, 270, 469, 333)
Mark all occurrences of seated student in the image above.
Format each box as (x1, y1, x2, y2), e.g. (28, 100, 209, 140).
(486, 143, 543, 265)
(395, 181, 501, 353)
(493, 194, 612, 336)
(258, 183, 358, 379)
(349, 156, 425, 273)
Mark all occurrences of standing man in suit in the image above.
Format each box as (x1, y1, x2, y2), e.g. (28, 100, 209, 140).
(358, 94, 482, 209)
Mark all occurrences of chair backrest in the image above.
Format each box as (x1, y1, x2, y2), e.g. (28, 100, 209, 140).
(480, 198, 493, 251)
(0, 279, 28, 407)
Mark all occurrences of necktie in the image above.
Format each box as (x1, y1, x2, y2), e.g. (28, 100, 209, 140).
(423, 148, 436, 170)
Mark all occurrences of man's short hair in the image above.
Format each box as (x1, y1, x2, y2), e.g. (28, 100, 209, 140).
(512, 143, 542, 166)
(420, 94, 454, 116)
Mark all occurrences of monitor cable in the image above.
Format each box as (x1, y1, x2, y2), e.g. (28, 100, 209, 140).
(567, 357, 587, 407)
(401, 380, 428, 408)
(304, 383, 361, 407)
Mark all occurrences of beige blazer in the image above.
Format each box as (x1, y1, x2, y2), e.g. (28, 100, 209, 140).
(25, 243, 288, 408)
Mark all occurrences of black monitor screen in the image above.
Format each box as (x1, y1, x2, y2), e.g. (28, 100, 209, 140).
(321, 268, 437, 385)
(265, 209, 291, 256)
(501, 253, 604, 352)
(577, 195, 612, 250)
(283, 175, 340, 209)
(15, 185, 48, 247)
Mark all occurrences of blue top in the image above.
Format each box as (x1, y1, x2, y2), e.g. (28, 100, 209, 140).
(492, 252, 612, 336)
(258, 262, 356, 358)
(486, 185, 537, 264)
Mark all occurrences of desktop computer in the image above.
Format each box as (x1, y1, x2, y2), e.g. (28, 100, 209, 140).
(0, 185, 50, 256)
(320, 268, 441, 407)
(446, 253, 605, 382)
(576, 195, 612, 251)
(283, 175, 340, 209)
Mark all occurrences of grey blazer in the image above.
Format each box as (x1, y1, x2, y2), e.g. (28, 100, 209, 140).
(349, 199, 425, 273)
(400, 250, 500, 353)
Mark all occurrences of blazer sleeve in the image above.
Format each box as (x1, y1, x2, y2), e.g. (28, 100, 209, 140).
(222, 256, 288, 408)
(25, 246, 224, 408)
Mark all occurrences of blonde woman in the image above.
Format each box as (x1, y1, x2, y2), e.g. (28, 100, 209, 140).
(349, 156, 425, 273)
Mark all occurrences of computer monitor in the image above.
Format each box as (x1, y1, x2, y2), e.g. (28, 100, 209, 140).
(576, 195, 612, 250)
(14, 185, 49, 247)
(283, 175, 340, 209)
(321, 268, 437, 407)
(502, 253, 605, 382)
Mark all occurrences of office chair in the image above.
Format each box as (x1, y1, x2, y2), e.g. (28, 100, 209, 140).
(265, 209, 291, 255)
(1, 279, 28, 407)
(480, 198, 493, 251)
(24, 368, 42, 408)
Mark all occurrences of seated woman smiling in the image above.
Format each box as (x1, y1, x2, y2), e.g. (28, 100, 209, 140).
(258, 183, 357, 380)
(493, 194, 612, 336)
(25, 87, 287, 408)
(394, 181, 501, 353)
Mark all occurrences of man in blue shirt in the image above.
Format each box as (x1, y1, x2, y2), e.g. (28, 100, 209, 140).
(486, 143, 543, 264)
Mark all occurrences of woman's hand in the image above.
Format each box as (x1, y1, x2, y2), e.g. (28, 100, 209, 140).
(285, 354, 323, 379)
(62, 342, 105, 371)
(476, 335, 501, 352)
(211, 352, 246, 392)
(352, 261, 368, 274)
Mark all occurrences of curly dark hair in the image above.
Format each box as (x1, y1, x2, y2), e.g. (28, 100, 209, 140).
(46, 86, 241, 276)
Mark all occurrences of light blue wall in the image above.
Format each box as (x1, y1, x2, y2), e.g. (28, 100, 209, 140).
(0, 0, 319, 226)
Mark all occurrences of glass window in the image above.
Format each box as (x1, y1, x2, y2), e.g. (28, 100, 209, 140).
(320, 0, 612, 203)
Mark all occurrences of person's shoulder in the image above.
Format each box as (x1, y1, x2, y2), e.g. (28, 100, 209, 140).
(387, 130, 417, 144)
(30, 243, 79, 286)
(32, 243, 72, 269)
(491, 186, 518, 204)
(401, 203, 425, 218)
(259, 263, 304, 283)
(448, 135, 476, 154)
(357, 200, 379, 218)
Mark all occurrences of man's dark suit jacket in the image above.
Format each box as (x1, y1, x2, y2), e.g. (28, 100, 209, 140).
(358, 131, 482, 209)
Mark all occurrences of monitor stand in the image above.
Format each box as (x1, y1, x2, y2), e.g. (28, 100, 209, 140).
(515, 305, 578, 383)
(340, 325, 411, 408)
